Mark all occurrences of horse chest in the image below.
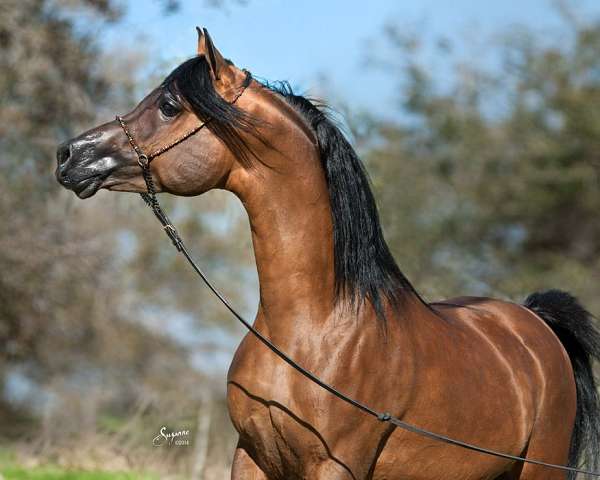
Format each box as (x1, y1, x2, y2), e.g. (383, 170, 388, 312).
(227, 332, 350, 476)
(231, 392, 326, 477)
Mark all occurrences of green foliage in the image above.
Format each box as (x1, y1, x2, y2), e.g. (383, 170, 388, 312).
(0, 449, 157, 480)
(365, 13, 600, 313)
(1, 467, 156, 480)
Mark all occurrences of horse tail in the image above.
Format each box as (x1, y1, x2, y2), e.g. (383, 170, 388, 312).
(524, 289, 600, 478)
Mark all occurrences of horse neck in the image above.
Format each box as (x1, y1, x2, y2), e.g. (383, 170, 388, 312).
(228, 151, 336, 335)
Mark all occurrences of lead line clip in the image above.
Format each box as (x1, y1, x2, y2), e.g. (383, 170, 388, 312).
(378, 412, 392, 422)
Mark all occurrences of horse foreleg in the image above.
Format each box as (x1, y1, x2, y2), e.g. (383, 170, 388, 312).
(231, 443, 269, 480)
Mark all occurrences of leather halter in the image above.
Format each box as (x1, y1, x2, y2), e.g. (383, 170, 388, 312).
(115, 68, 600, 478)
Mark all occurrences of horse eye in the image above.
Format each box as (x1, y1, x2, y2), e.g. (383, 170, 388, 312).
(159, 101, 180, 118)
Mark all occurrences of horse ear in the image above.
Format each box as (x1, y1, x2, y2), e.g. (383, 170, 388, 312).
(195, 26, 205, 56)
(196, 26, 226, 81)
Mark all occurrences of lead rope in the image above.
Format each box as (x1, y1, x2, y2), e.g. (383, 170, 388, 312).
(117, 71, 600, 478)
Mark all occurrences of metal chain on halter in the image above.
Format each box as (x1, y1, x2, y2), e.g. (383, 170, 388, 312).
(116, 70, 600, 478)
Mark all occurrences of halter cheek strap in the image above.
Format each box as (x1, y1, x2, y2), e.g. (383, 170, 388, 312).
(116, 68, 252, 169)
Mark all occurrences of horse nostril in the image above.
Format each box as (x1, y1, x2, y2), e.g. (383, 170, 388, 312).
(56, 142, 71, 167)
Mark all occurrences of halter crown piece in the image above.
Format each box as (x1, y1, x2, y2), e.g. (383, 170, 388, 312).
(115, 68, 600, 478)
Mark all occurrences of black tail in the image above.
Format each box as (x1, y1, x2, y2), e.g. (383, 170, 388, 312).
(525, 289, 600, 479)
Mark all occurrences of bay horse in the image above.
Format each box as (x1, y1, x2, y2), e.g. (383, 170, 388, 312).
(56, 28, 600, 480)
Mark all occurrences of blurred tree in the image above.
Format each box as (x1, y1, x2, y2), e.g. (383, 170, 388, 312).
(0, 0, 206, 423)
(1, 0, 254, 473)
(0, 0, 247, 436)
(155, 0, 248, 14)
(364, 11, 600, 313)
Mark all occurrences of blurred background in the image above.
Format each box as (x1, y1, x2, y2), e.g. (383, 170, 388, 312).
(2, 0, 600, 478)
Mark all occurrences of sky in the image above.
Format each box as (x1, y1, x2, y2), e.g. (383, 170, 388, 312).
(102, 0, 599, 118)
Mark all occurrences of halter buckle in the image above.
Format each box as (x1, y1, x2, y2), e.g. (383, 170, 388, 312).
(138, 154, 149, 168)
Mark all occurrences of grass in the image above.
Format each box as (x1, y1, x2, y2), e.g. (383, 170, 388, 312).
(0, 449, 158, 480)
(0, 465, 158, 480)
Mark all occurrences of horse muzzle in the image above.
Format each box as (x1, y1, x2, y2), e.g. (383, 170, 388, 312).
(56, 126, 122, 199)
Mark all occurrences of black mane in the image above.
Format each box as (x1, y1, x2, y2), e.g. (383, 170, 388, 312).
(163, 56, 261, 166)
(164, 56, 422, 323)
